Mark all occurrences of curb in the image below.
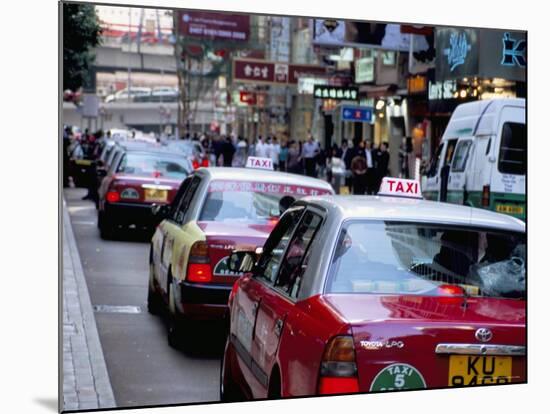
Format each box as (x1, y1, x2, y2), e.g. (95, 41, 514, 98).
(62, 197, 116, 411)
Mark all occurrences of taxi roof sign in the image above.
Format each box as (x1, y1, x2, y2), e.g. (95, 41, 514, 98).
(378, 177, 423, 199)
(246, 156, 274, 171)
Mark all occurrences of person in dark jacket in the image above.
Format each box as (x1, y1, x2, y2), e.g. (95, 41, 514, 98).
(374, 142, 390, 193)
(221, 136, 236, 167)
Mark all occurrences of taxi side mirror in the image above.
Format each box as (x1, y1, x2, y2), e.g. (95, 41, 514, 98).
(228, 251, 256, 273)
(151, 203, 170, 219)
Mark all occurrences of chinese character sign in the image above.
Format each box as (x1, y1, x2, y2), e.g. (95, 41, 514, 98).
(313, 85, 359, 101)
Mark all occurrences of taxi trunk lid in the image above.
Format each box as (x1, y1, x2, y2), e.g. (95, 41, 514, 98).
(197, 220, 277, 284)
(323, 294, 526, 391)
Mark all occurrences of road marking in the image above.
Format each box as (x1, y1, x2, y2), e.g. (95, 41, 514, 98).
(93, 305, 142, 314)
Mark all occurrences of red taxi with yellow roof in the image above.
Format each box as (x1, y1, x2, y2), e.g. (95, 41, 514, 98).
(221, 177, 526, 400)
(147, 158, 335, 349)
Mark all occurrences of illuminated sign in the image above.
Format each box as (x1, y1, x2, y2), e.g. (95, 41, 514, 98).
(428, 80, 457, 100)
(407, 75, 427, 94)
(314, 85, 358, 100)
(501, 32, 526, 67)
(341, 105, 373, 122)
(443, 32, 472, 72)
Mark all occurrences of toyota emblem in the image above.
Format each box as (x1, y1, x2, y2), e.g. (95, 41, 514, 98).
(475, 328, 493, 343)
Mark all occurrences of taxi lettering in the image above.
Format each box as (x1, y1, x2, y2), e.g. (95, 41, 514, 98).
(386, 179, 419, 195)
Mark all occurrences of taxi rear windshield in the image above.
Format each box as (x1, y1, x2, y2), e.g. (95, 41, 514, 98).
(116, 152, 190, 179)
(326, 221, 525, 300)
(199, 180, 330, 223)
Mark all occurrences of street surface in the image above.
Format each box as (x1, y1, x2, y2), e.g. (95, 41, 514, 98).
(65, 187, 222, 408)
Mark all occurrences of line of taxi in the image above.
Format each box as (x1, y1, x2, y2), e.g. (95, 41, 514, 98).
(90, 145, 525, 399)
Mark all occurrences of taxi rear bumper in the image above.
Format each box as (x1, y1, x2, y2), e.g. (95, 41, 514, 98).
(103, 201, 158, 227)
(175, 280, 231, 320)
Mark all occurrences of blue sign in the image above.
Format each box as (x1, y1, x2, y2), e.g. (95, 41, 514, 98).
(501, 32, 526, 67)
(443, 32, 472, 72)
(341, 106, 373, 122)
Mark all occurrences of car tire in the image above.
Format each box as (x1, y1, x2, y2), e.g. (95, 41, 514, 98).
(220, 338, 242, 402)
(147, 262, 162, 316)
(99, 211, 115, 240)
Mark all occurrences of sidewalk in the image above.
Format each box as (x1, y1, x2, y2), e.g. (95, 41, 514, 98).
(62, 198, 116, 411)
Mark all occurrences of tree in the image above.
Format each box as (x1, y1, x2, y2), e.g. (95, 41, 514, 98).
(63, 3, 102, 91)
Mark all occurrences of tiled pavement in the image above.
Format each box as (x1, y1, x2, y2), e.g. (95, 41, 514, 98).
(62, 199, 116, 411)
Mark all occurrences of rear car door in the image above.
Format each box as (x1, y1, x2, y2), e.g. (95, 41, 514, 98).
(491, 106, 526, 218)
(251, 210, 325, 395)
(230, 206, 304, 397)
(158, 175, 202, 294)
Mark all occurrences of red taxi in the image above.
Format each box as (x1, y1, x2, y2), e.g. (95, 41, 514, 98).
(221, 178, 526, 399)
(97, 147, 191, 239)
(147, 165, 334, 349)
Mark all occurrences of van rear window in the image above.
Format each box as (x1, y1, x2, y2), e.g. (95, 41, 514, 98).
(498, 122, 526, 175)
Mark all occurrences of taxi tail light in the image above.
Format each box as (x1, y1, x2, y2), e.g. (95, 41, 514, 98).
(192, 159, 200, 170)
(187, 241, 212, 283)
(201, 158, 209, 167)
(106, 190, 120, 203)
(318, 336, 359, 395)
(482, 185, 490, 207)
(228, 279, 240, 306)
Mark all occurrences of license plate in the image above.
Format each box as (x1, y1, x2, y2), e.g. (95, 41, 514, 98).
(448, 355, 512, 386)
(495, 204, 524, 215)
(144, 188, 167, 202)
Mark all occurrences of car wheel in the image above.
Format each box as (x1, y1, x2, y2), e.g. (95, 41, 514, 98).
(99, 211, 115, 240)
(220, 337, 242, 402)
(147, 261, 162, 316)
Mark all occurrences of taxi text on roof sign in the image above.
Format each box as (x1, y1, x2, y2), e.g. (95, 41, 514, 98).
(246, 156, 274, 170)
(378, 177, 423, 199)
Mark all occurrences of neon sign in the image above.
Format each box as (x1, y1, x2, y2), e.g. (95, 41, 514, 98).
(443, 32, 472, 72)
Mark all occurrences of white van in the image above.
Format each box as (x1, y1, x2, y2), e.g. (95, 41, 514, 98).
(422, 98, 525, 220)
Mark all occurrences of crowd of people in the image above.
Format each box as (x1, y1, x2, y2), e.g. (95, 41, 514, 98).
(190, 131, 391, 195)
(63, 125, 394, 196)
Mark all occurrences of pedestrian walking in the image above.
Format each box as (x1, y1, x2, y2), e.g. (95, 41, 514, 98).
(271, 137, 281, 170)
(221, 136, 236, 167)
(287, 140, 302, 174)
(255, 136, 268, 158)
(374, 141, 390, 193)
(343, 139, 355, 193)
(302, 134, 320, 177)
(279, 141, 288, 172)
(350, 141, 367, 195)
(365, 141, 376, 195)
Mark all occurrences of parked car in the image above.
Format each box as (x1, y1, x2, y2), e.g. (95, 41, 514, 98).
(221, 177, 526, 400)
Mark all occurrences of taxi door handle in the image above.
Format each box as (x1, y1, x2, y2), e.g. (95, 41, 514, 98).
(274, 319, 283, 337)
(252, 301, 259, 315)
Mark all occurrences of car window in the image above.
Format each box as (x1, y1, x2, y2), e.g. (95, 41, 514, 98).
(444, 139, 458, 166)
(199, 180, 331, 223)
(255, 207, 305, 285)
(451, 140, 472, 172)
(426, 143, 443, 178)
(498, 122, 526, 175)
(326, 221, 525, 300)
(274, 211, 323, 298)
(174, 176, 201, 224)
(116, 152, 189, 179)
(170, 176, 193, 220)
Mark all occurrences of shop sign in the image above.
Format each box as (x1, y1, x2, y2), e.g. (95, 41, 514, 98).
(478, 30, 526, 82)
(298, 77, 328, 94)
(233, 59, 327, 85)
(355, 57, 374, 83)
(341, 105, 374, 122)
(177, 11, 250, 41)
(435, 28, 479, 80)
(408, 75, 428, 94)
(428, 80, 457, 100)
(314, 85, 359, 100)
